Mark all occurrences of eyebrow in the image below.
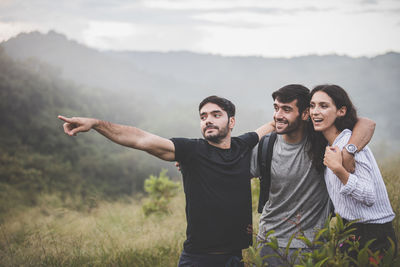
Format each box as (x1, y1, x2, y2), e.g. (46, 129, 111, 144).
(274, 103, 292, 109)
(311, 101, 329, 105)
(200, 110, 222, 116)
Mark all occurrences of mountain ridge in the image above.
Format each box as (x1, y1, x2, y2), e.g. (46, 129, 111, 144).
(2, 31, 400, 149)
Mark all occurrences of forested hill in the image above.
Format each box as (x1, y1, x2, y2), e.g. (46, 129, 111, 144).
(0, 48, 176, 214)
(1, 31, 400, 212)
(2, 31, 400, 147)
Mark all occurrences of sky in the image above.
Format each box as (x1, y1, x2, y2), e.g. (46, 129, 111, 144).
(0, 0, 399, 58)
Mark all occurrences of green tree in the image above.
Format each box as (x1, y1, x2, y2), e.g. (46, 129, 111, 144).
(142, 169, 180, 216)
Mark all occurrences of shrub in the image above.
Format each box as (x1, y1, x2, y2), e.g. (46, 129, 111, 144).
(142, 169, 180, 216)
(245, 214, 399, 267)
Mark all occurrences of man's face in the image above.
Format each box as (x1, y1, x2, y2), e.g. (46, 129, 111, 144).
(273, 98, 304, 135)
(199, 102, 234, 143)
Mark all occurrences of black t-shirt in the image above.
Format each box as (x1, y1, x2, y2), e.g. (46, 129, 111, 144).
(171, 132, 259, 253)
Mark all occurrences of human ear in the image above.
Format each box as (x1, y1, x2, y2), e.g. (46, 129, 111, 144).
(337, 106, 347, 117)
(229, 116, 236, 130)
(302, 108, 310, 121)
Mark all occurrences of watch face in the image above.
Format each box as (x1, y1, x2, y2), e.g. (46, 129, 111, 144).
(346, 144, 357, 153)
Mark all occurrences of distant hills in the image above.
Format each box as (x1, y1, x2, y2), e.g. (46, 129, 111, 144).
(1, 30, 399, 210)
(2, 31, 400, 148)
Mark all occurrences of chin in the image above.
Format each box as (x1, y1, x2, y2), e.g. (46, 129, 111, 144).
(205, 134, 218, 140)
(275, 127, 287, 134)
(313, 125, 324, 132)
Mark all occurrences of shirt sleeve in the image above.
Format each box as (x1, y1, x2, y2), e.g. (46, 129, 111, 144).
(237, 132, 259, 149)
(339, 150, 376, 206)
(240, 132, 260, 177)
(170, 138, 197, 163)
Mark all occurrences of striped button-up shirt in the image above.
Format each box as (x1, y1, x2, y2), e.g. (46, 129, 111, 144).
(324, 129, 395, 224)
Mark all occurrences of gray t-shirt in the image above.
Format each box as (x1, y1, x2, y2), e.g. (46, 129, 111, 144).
(251, 134, 331, 248)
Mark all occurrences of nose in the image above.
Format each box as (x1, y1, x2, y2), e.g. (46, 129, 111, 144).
(274, 109, 284, 119)
(204, 116, 214, 125)
(310, 106, 319, 115)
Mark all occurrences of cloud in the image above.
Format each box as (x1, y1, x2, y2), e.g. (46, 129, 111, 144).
(0, 21, 41, 42)
(360, 0, 378, 5)
(1, 0, 399, 57)
(349, 7, 400, 15)
(81, 20, 206, 51)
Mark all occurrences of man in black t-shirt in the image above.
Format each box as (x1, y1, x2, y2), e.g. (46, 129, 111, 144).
(58, 95, 273, 267)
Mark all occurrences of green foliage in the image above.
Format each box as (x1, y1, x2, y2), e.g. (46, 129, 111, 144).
(0, 47, 179, 215)
(142, 169, 180, 216)
(245, 214, 399, 267)
(251, 178, 260, 212)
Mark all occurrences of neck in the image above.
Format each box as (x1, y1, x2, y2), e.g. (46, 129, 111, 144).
(282, 123, 306, 144)
(207, 134, 232, 149)
(207, 132, 231, 149)
(323, 125, 341, 145)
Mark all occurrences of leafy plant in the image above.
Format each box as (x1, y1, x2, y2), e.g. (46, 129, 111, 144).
(245, 214, 399, 267)
(142, 169, 180, 216)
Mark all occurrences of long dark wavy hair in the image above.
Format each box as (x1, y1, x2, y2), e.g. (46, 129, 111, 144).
(308, 84, 358, 172)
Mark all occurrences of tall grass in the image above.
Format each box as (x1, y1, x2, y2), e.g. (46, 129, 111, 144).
(380, 155, 400, 253)
(0, 155, 399, 266)
(0, 194, 186, 267)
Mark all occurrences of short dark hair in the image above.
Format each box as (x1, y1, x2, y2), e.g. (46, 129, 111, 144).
(272, 84, 310, 114)
(199, 95, 236, 118)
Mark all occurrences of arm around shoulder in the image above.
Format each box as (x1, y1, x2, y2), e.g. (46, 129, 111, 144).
(255, 121, 275, 140)
(342, 117, 375, 173)
(350, 117, 375, 151)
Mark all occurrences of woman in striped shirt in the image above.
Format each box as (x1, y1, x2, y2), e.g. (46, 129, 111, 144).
(308, 84, 397, 255)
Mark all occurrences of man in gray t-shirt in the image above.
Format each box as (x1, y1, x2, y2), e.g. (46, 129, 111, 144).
(251, 84, 375, 266)
(253, 134, 330, 248)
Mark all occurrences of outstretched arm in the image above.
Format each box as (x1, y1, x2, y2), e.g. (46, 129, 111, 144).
(58, 115, 175, 161)
(342, 117, 376, 172)
(255, 121, 275, 140)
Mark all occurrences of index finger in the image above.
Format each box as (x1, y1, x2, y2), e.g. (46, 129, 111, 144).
(58, 115, 73, 123)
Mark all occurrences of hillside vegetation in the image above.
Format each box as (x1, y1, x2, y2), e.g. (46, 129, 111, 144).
(0, 32, 399, 266)
(0, 48, 176, 217)
(2, 31, 400, 147)
(0, 158, 399, 266)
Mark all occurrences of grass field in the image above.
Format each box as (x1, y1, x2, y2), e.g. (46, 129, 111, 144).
(0, 156, 399, 266)
(0, 194, 186, 267)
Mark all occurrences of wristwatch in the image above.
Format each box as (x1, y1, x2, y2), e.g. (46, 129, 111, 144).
(344, 144, 358, 155)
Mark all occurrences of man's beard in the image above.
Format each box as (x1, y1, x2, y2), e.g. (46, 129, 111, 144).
(275, 116, 302, 135)
(203, 122, 230, 144)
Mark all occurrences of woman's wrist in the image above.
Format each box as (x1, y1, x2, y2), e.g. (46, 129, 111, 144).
(333, 165, 350, 184)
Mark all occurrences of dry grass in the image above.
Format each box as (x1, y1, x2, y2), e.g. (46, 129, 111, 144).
(0, 193, 186, 266)
(0, 156, 399, 266)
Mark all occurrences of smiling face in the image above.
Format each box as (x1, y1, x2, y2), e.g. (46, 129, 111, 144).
(310, 91, 346, 134)
(273, 98, 304, 135)
(199, 102, 234, 144)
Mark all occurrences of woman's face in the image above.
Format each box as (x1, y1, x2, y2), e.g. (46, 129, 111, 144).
(310, 91, 345, 133)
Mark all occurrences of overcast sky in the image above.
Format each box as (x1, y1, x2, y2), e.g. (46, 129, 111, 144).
(0, 0, 399, 57)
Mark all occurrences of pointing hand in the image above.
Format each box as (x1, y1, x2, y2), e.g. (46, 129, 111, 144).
(58, 115, 97, 136)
